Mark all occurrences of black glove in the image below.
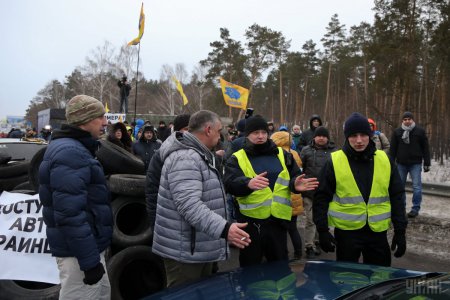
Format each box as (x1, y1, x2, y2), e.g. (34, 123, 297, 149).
(318, 231, 336, 253)
(423, 166, 430, 173)
(83, 263, 105, 285)
(391, 231, 406, 258)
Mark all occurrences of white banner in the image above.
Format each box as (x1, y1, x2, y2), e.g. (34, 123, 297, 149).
(0, 191, 59, 284)
(105, 113, 127, 124)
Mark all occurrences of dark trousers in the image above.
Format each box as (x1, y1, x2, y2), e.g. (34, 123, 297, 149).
(238, 218, 288, 267)
(120, 96, 128, 114)
(163, 257, 213, 288)
(334, 227, 391, 267)
(288, 215, 302, 256)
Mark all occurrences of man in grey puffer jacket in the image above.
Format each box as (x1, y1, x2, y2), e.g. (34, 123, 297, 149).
(152, 110, 251, 288)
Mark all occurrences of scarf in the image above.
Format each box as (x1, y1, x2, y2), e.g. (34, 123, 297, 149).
(401, 122, 416, 144)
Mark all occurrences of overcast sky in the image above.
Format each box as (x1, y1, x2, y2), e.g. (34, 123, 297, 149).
(0, 0, 376, 117)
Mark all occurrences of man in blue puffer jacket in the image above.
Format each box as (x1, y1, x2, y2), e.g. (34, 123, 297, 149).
(39, 95, 113, 299)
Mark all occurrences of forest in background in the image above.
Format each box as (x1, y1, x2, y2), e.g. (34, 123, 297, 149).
(25, 0, 449, 162)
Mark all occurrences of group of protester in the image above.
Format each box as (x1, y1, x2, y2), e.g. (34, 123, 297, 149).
(37, 94, 431, 298)
(3, 125, 53, 142)
(105, 118, 176, 170)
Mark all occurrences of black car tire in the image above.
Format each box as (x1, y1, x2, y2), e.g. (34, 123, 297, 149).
(0, 174, 29, 192)
(0, 280, 60, 300)
(112, 196, 153, 248)
(0, 161, 30, 179)
(96, 140, 145, 175)
(107, 246, 165, 300)
(28, 146, 47, 192)
(108, 174, 146, 197)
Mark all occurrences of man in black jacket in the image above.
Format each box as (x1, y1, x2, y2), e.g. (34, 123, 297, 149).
(117, 76, 131, 113)
(313, 112, 407, 267)
(132, 125, 161, 170)
(297, 114, 323, 151)
(300, 126, 336, 258)
(390, 112, 431, 218)
(224, 115, 319, 267)
(145, 114, 190, 229)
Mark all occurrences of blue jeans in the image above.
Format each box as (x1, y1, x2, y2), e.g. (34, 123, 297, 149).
(397, 163, 422, 212)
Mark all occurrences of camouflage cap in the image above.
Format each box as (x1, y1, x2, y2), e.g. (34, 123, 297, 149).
(65, 95, 106, 125)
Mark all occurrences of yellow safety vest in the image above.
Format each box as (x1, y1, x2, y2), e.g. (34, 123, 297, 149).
(328, 150, 391, 232)
(233, 148, 292, 220)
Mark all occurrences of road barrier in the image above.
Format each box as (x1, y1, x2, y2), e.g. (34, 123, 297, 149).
(405, 181, 450, 198)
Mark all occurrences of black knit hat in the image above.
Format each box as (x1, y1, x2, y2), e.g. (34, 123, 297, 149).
(402, 111, 414, 119)
(236, 119, 246, 132)
(173, 114, 190, 131)
(344, 112, 372, 138)
(244, 115, 269, 136)
(313, 126, 330, 139)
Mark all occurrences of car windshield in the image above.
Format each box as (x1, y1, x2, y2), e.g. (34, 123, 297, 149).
(339, 272, 449, 299)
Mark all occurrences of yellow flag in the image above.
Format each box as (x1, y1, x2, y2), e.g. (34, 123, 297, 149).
(172, 76, 189, 105)
(128, 3, 145, 46)
(105, 102, 110, 113)
(219, 78, 249, 109)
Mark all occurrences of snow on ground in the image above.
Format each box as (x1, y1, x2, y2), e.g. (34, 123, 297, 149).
(422, 159, 450, 184)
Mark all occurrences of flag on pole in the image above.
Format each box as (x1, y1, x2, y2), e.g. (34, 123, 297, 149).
(172, 76, 189, 105)
(219, 78, 249, 109)
(128, 3, 145, 46)
(104, 102, 110, 113)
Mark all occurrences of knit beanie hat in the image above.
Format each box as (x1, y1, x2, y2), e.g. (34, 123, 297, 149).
(66, 95, 105, 126)
(236, 119, 246, 133)
(244, 115, 269, 136)
(173, 114, 190, 131)
(402, 111, 414, 119)
(313, 126, 330, 139)
(344, 112, 372, 138)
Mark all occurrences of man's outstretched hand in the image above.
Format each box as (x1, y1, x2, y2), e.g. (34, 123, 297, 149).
(294, 174, 319, 192)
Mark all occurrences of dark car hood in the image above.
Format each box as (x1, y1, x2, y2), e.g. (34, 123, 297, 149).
(143, 260, 426, 300)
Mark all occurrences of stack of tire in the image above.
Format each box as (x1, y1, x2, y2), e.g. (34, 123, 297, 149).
(0, 140, 165, 300)
(98, 140, 165, 300)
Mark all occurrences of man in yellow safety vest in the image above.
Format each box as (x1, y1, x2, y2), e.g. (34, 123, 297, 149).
(313, 112, 407, 267)
(224, 115, 319, 267)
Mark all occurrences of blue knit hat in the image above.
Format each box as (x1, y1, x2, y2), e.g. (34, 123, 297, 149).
(344, 112, 372, 138)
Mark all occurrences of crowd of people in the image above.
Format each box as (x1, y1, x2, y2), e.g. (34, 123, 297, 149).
(35, 94, 431, 297)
